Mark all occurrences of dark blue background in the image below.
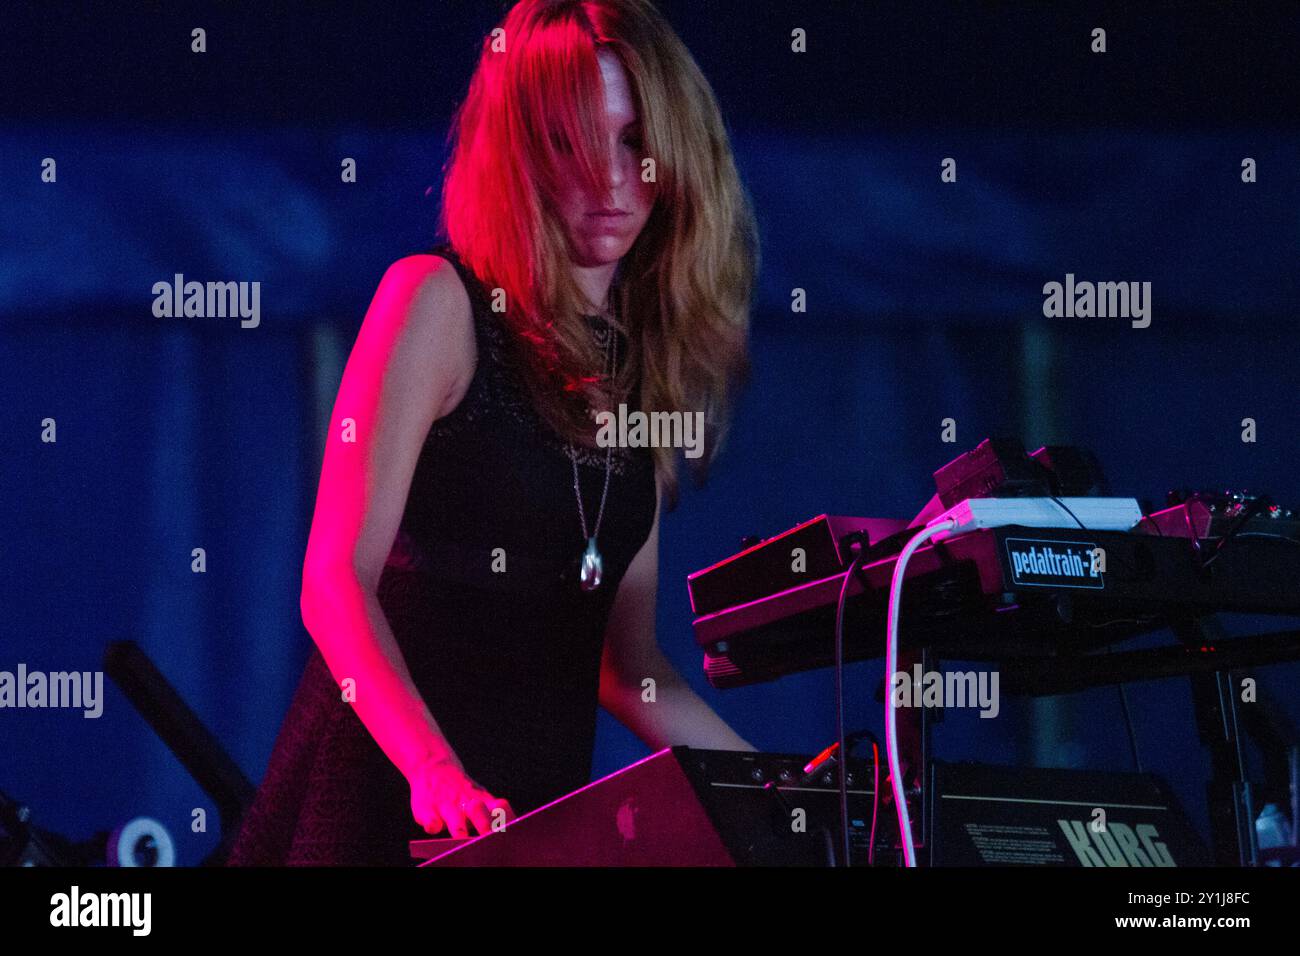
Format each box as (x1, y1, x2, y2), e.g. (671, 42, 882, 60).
(2, 0, 1298, 864)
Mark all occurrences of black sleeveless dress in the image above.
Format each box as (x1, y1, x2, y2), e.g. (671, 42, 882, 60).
(226, 243, 659, 866)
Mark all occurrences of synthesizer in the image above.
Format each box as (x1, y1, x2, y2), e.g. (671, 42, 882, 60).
(691, 520, 1300, 688)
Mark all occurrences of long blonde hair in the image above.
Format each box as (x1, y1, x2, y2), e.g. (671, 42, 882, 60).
(439, 0, 759, 507)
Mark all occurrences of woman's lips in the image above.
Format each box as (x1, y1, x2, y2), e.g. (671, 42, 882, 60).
(584, 209, 633, 234)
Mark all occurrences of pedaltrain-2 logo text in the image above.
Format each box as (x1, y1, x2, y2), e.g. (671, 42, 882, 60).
(1005, 538, 1104, 590)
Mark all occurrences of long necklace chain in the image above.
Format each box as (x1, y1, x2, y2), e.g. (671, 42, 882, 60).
(569, 317, 616, 543)
(568, 312, 618, 593)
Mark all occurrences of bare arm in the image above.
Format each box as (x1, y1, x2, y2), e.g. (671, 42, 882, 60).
(299, 254, 474, 782)
(597, 486, 757, 752)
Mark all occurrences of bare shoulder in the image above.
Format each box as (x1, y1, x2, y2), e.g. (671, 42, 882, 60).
(365, 253, 477, 420)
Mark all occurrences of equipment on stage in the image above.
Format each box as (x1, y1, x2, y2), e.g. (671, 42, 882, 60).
(412, 747, 1209, 867)
(688, 439, 1300, 688)
(415, 747, 883, 867)
(692, 519, 1300, 688)
(2, 642, 255, 867)
(926, 761, 1209, 867)
(0, 789, 177, 868)
(687, 515, 908, 618)
(1142, 488, 1299, 544)
(678, 437, 1300, 867)
(933, 438, 1110, 507)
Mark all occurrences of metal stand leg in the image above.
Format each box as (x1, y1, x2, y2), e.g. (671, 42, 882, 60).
(1171, 614, 1259, 866)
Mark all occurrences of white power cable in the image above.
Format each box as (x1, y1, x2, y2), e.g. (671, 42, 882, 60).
(887, 498, 1107, 864)
(885, 518, 958, 867)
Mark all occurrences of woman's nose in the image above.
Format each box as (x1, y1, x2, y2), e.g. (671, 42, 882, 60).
(607, 145, 626, 188)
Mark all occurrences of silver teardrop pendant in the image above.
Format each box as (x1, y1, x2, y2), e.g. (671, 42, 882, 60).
(578, 536, 604, 591)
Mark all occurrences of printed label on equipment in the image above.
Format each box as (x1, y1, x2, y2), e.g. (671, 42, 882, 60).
(1004, 537, 1104, 590)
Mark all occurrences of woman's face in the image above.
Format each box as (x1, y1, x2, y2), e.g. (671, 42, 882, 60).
(554, 50, 656, 270)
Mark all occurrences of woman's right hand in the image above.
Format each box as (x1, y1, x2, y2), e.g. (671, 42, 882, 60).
(407, 756, 515, 839)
